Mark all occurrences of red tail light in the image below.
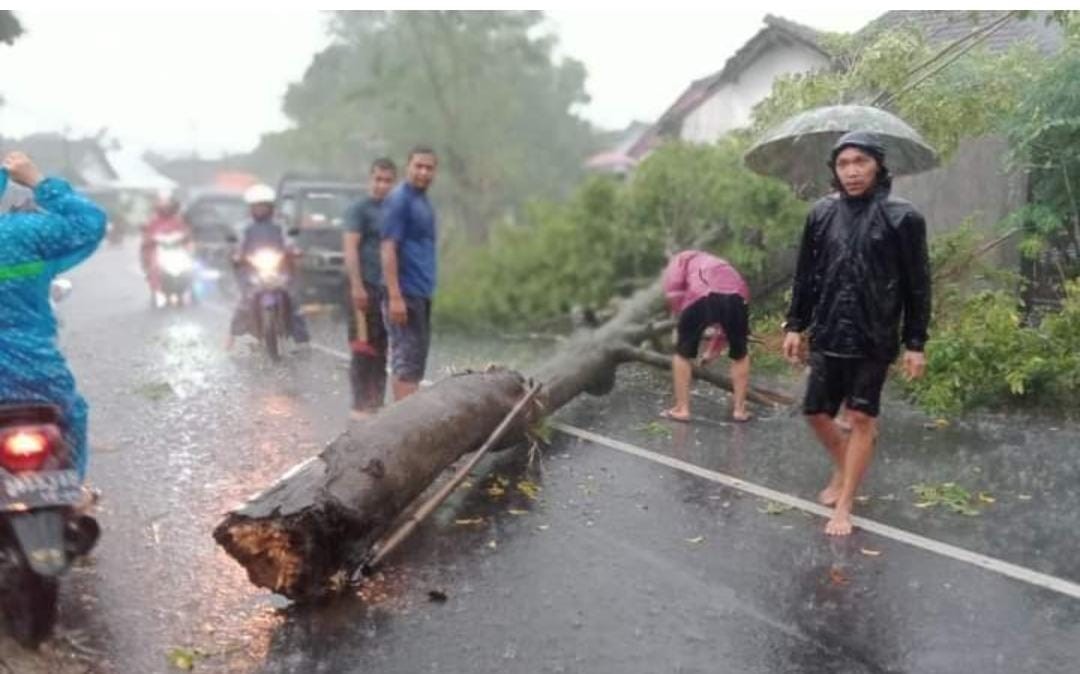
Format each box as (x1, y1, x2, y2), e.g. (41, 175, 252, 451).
(0, 426, 57, 472)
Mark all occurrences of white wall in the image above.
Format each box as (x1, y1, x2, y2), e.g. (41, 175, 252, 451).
(680, 41, 830, 144)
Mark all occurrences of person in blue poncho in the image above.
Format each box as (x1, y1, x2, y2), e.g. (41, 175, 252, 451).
(0, 152, 107, 480)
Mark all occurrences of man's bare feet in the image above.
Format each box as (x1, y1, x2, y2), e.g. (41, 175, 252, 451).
(818, 471, 843, 506)
(350, 409, 373, 422)
(661, 407, 691, 422)
(732, 409, 753, 422)
(825, 504, 854, 536)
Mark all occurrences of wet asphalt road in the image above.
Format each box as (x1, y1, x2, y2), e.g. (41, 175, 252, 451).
(3, 240, 1080, 673)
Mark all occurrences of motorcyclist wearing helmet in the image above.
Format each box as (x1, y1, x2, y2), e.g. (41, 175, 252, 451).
(140, 192, 192, 301)
(225, 184, 311, 351)
(0, 152, 107, 480)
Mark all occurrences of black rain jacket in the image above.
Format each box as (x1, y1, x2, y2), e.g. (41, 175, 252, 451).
(785, 184, 931, 362)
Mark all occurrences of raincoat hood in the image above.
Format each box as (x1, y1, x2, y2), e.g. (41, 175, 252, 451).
(829, 130, 887, 165)
(829, 131, 893, 198)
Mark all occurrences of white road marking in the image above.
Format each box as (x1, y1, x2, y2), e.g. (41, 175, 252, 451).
(553, 422, 1080, 602)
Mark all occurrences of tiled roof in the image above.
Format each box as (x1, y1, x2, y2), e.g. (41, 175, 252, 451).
(860, 10, 1064, 56)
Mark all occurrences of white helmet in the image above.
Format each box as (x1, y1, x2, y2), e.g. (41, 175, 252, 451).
(244, 184, 276, 205)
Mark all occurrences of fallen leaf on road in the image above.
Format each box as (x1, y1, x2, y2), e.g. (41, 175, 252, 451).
(860, 548, 882, 557)
(167, 647, 205, 671)
(516, 480, 542, 500)
(977, 492, 996, 504)
(486, 540, 498, 550)
(454, 517, 485, 526)
(828, 566, 850, 586)
(686, 536, 705, 544)
(136, 381, 176, 402)
(507, 508, 528, 516)
(758, 500, 793, 515)
(536, 524, 550, 531)
(1018, 494, 1033, 501)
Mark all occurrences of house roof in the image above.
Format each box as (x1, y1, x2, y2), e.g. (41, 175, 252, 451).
(628, 14, 829, 159)
(859, 10, 1064, 56)
(104, 149, 177, 191)
(585, 121, 650, 172)
(0, 133, 116, 186)
(630, 11, 1066, 162)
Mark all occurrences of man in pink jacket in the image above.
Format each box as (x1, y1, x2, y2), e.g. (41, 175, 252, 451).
(661, 250, 752, 422)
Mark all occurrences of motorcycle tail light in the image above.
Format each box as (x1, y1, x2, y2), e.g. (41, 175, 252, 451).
(0, 426, 57, 472)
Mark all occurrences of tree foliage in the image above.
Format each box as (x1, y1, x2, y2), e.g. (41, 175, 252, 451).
(0, 11, 21, 46)
(905, 284, 1080, 415)
(252, 11, 597, 241)
(752, 13, 1044, 160)
(1003, 13, 1080, 272)
(436, 137, 806, 329)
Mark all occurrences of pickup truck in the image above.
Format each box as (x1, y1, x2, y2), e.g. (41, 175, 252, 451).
(275, 175, 365, 309)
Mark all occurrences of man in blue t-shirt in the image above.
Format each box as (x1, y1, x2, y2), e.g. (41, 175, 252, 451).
(343, 157, 396, 417)
(380, 146, 438, 401)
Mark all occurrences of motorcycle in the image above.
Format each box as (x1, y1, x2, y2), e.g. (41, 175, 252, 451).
(152, 231, 196, 308)
(0, 404, 99, 648)
(243, 247, 294, 362)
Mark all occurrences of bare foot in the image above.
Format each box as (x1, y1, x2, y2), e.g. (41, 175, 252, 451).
(350, 409, 373, 422)
(818, 471, 843, 506)
(732, 409, 753, 422)
(825, 506, 854, 536)
(661, 407, 691, 422)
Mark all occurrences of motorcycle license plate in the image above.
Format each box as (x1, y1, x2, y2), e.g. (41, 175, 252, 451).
(0, 470, 82, 510)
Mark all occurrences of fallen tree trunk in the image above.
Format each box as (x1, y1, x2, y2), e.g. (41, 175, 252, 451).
(213, 279, 792, 600)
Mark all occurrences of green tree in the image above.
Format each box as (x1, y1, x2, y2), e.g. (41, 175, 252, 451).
(1003, 13, 1080, 271)
(255, 11, 597, 242)
(752, 13, 1043, 160)
(437, 137, 806, 329)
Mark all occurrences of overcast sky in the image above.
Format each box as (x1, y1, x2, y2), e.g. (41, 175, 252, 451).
(0, 9, 881, 157)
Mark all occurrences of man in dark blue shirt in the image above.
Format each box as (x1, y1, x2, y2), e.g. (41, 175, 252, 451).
(381, 146, 438, 401)
(343, 157, 396, 417)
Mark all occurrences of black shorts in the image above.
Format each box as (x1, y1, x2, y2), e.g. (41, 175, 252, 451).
(676, 293, 749, 361)
(803, 352, 891, 418)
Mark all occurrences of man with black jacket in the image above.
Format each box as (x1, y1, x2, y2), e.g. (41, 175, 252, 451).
(782, 131, 931, 536)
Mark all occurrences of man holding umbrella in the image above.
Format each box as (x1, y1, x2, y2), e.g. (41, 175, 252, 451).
(782, 131, 931, 536)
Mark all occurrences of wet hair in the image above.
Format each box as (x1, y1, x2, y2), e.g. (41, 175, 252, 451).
(370, 157, 397, 175)
(407, 145, 437, 163)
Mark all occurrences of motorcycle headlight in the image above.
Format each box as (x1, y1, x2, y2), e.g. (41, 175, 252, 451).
(249, 250, 284, 278)
(158, 249, 194, 275)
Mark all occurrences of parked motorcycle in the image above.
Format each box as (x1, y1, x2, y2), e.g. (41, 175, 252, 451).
(0, 403, 99, 648)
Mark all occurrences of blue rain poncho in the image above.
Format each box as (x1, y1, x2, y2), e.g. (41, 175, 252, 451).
(0, 171, 106, 478)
